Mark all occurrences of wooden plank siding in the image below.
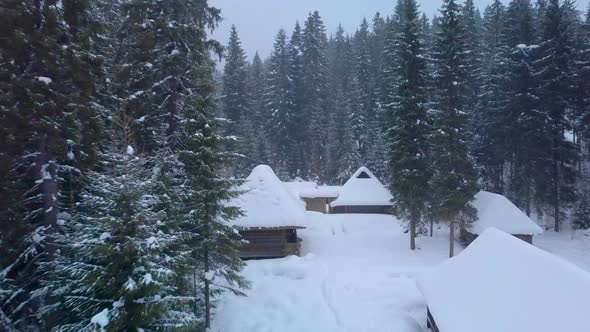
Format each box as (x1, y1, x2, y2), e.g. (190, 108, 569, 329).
(239, 228, 303, 259)
(303, 197, 336, 214)
(331, 205, 393, 214)
(460, 228, 533, 247)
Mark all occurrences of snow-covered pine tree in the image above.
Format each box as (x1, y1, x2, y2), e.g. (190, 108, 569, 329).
(325, 25, 357, 183)
(327, 88, 361, 185)
(533, 0, 578, 231)
(430, 0, 479, 257)
(578, 5, 590, 141)
(107, 0, 247, 328)
(222, 25, 252, 177)
(386, 0, 432, 251)
(302, 11, 329, 180)
(573, 190, 590, 231)
(0, 0, 103, 329)
(534, 0, 549, 41)
(472, 0, 511, 194)
(50, 116, 193, 331)
(353, 18, 375, 161)
(370, 12, 388, 113)
(248, 52, 270, 167)
(175, 90, 248, 330)
(353, 18, 387, 180)
(265, 29, 297, 177)
(288, 22, 307, 178)
(461, 0, 482, 117)
(504, 0, 546, 216)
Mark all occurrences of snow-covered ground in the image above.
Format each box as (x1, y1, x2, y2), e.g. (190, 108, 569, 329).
(536, 229, 590, 272)
(211, 213, 590, 332)
(212, 213, 453, 332)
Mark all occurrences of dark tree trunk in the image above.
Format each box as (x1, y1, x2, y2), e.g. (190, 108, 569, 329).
(449, 218, 455, 258)
(410, 211, 417, 250)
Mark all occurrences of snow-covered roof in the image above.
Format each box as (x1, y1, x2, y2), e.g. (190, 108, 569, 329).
(299, 185, 340, 199)
(229, 165, 307, 229)
(283, 180, 318, 201)
(330, 167, 393, 207)
(417, 228, 590, 332)
(469, 191, 543, 235)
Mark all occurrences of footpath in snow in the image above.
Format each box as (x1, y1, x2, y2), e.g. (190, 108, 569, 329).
(212, 213, 453, 332)
(212, 212, 590, 332)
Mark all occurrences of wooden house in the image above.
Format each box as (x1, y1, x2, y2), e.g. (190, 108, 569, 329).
(330, 167, 394, 214)
(460, 191, 543, 246)
(299, 186, 339, 213)
(417, 228, 590, 332)
(229, 165, 307, 259)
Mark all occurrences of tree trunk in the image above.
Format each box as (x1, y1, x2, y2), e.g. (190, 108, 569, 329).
(410, 213, 417, 251)
(449, 218, 455, 258)
(205, 246, 210, 328)
(553, 159, 560, 232)
(429, 218, 433, 237)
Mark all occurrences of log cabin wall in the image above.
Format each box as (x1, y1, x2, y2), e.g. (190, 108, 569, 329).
(460, 228, 533, 246)
(239, 228, 302, 259)
(331, 205, 393, 214)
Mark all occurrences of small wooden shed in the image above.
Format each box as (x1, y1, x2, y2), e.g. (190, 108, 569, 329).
(239, 226, 305, 259)
(460, 191, 543, 246)
(299, 186, 339, 213)
(417, 228, 590, 332)
(229, 165, 307, 259)
(330, 167, 394, 214)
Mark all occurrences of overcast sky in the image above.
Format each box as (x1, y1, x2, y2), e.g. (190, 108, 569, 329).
(209, 0, 509, 62)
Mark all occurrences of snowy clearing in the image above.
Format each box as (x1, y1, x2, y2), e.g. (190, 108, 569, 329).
(212, 213, 453, 332)
(212, 213, 590, 332)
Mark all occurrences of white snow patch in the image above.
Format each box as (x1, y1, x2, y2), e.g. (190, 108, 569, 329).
(126, 145, 134, 156)
(125, 277, 137, 291)
(142, 273, 153, 285)
(90, 308, 109, 328)
(99, 232, 111, 241)
(36, 76, 52, 85)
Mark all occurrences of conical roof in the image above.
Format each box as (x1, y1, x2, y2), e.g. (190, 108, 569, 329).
(330, 167, 393, 207)
(229, 165, 307, 228)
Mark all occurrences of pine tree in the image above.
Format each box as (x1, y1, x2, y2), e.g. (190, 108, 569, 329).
(578, 6, 590, 141)
(265, 29, 296, 176)
(0, 0, 103, 329)
(222, 25, 251, 177)
(461, 0, 483, 117)
(431, 0, 479, 257)
(573, 189, 590, 230)
(247, 52, 269, 167)
(504, 0, 544, 215)
(302, 11, 329, 180)
(534, 0, 578, 231)
(386, 0, 432, 251)
(472, 0, 510, 193)
(325, 25, 356, 182)
(104, 0, 247, 328)
(50, 123, 193, 331)
(327, 88, 361, 184)
(288, 22, 307, 178)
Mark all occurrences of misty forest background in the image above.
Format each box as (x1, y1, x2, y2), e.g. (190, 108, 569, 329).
(1, 0, 590, 331)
